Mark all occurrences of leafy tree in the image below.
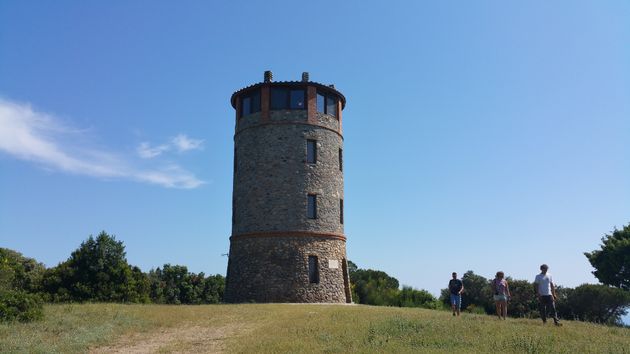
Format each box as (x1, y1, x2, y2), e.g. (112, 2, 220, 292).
(461, 271, 493, 313)
(201, 274, 225, 304)
(148, 264, 224, 304)
(130, 266, 151, 303)
(350, 268, 399, 306)
(506, 278, 538, 318)
(149, 264, 188, 304)
(553, 285, 572, 320)
(349, 262, 438, 308)
(560, 284, 630, 325)
(584, 223, 630, 290)
(0, 248, 45, 322)
(42, 231, 145, 302)
(347, 260, 358, 274)
(396, 286, 439, 309)
(0, 248, 46, 293)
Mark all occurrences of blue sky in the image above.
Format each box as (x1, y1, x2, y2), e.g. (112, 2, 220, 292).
(1, 1, 628, 298)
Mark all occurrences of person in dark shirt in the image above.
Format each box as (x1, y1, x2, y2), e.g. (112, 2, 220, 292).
(449, 272, 464, 316)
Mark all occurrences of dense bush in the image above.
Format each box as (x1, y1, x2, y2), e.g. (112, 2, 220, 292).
(506, 279, 538, 318)
(3, 232, 225, 306)
(0, 248, 46, 293)
(559, 284, 630, 325)
(396, 286, 441, 309)
(349, 262, 437, 308)
(351, 268, 399, 306)
(41, 231, 147, 302)
(148, 264, 225, 304)
(0, 248, 46, 322)
(0, 290, 43, 322)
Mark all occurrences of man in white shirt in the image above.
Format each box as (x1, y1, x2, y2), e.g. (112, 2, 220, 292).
(533, 264, 562, 326)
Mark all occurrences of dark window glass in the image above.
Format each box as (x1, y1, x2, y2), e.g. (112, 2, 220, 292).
(307, 194, 317, 219)
(317, 93, 325, 113)
(290, 90, 305, 109)
(307, 139, 317, 164)
(271, 88, 288, 110)
(308, 255, 319, 283)
(340, 199, 344, 224)
(327, 96, 337, 117)
(339, 148, 343, 171)
(241, 97, 251, 117)
(251, 91, 261, 113)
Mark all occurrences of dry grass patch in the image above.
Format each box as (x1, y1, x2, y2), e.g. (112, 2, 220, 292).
(90, 323, 240, 354)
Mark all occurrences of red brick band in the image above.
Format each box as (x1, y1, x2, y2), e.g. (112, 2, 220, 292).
(307, 86, 317, 124)
(231, 230, 346, 241)
(260, 86, 270, 122)
(235, 121, 343, 140)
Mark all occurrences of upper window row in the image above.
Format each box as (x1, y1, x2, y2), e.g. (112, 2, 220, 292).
(317, 93, 337, 118)
(240, 88, 338, 118)
(241, 91, 261, 116)
(271, 88, 305, 110)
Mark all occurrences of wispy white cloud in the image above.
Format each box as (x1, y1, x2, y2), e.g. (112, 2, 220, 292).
(172, 134, 204, 152)
(136, 134, 203, 159)
(137, 142, 170, 159)
(0, 98, 204, 189)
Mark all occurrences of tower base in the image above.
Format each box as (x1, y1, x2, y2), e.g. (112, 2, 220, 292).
(224, 234, 351, 303)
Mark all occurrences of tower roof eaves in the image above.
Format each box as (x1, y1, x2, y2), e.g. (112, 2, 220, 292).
(230, 81, 346, 109)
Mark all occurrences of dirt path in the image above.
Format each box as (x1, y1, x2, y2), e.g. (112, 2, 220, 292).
(90, 323, 241, 354)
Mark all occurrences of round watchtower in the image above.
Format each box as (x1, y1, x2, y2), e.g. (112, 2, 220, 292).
(224, 71, 351, 303)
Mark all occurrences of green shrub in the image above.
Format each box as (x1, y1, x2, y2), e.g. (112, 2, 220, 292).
(0, 290, 44, 322)
(148, 264, 225, 304)
(0, 248, 46, 293)
(396, 286, 438, 308)
(42, 231, 148, 302)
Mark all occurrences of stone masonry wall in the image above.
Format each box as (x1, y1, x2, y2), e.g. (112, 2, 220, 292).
(232, 121, 343, 235)
(225, 236, 349, 303)
(236, 110, 340, 133)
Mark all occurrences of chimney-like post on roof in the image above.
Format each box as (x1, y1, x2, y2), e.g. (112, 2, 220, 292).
(329, 84, 335, 89)
(302, 72, 309, 82)
(264, 71, 273, 83)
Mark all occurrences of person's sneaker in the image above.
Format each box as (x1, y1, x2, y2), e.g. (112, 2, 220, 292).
(554, 322, 562, 327)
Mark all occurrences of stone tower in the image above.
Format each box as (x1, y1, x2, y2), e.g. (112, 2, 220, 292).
(224, 71, 351, 303)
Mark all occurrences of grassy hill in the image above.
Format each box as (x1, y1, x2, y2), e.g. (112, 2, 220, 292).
(1, 303, 629, 353)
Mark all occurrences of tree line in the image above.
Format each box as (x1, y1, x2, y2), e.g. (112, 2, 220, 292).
(348, 261, 440, 309)
(1, 231, 225, 322)
(351, 222, 630, 327)
(437, 223, 630, 326)
(437, 270, 629, 326)
(2, 223, 629, 326)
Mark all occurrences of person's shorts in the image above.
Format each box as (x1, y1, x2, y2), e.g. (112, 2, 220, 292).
(450, 294, 461, 308)
(493, 294, 508, 302)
